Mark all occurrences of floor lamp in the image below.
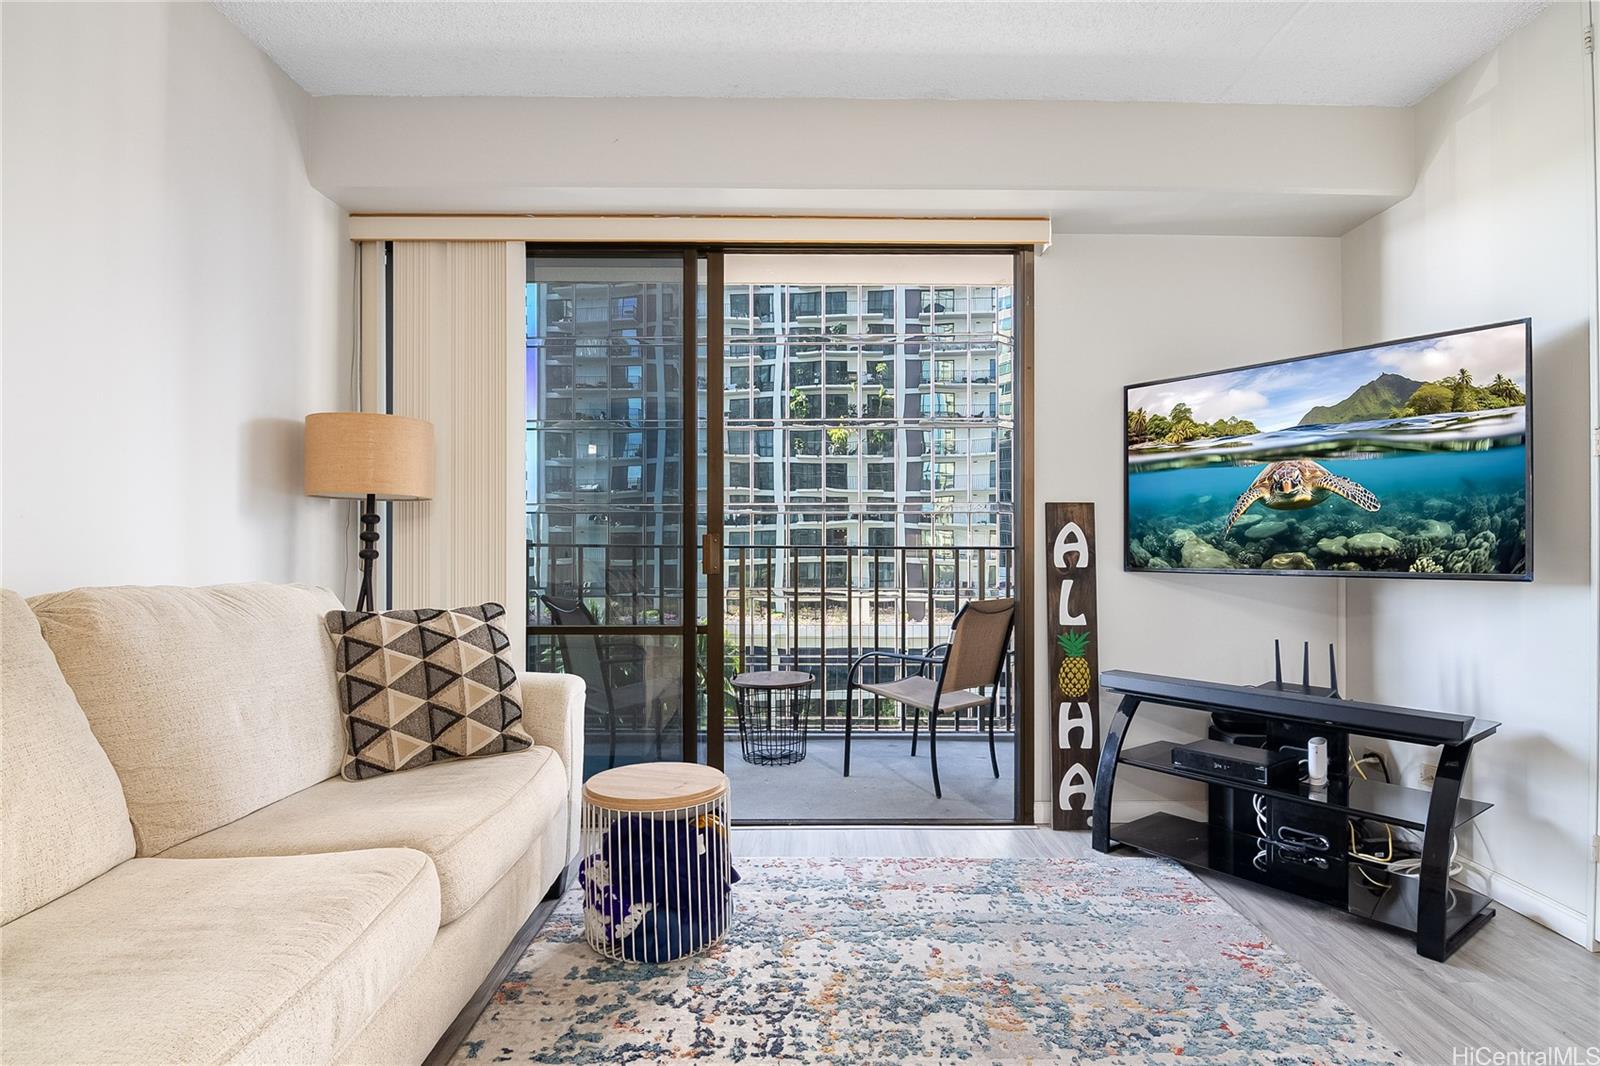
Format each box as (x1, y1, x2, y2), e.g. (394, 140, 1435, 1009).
(304, 412, 435, 613)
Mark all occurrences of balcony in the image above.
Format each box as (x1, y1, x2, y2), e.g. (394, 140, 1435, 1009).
(526, 541, 1017, 821)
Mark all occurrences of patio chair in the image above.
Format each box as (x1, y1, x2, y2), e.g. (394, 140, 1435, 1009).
(844, 597, 1016, 798)
(540, 595, 653, 770)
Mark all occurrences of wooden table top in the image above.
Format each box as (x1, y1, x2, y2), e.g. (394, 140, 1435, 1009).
(582, 761, 729, 812)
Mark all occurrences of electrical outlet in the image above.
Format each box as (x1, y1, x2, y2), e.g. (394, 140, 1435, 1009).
(1418, 762, 1437, 785)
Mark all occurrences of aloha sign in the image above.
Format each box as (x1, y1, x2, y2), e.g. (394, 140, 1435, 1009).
(1047, 502, 1099, 831)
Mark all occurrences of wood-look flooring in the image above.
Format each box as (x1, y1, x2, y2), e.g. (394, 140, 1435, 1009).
(733, 826, 1600, 1064)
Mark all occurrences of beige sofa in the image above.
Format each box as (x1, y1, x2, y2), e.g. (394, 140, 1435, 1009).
(0, 583, 584, 1065)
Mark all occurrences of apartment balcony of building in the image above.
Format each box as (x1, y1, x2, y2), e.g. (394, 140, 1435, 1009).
(720, 540, 1016, 820)
(528, 538, 1017, 822)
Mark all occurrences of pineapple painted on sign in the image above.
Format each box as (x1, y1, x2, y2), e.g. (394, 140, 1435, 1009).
(1057, 632, 1091, 699)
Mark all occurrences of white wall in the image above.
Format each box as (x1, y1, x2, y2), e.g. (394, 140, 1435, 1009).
(307, 94, 1414, 237)
(1340, 2, 1598, 945)
(1035, 235, 1345, 816)
(1, 2, 351, 596)
(1591, 0, 1600, 949)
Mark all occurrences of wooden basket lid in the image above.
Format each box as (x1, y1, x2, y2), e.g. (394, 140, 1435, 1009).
(582, 761, 729, 812)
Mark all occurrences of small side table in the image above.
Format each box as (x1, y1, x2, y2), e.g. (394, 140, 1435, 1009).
(731, 670, 814, 766)
(579, 762, 734, 963)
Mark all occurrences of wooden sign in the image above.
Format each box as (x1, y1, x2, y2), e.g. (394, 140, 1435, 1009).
(1047, 502, 1100, 831)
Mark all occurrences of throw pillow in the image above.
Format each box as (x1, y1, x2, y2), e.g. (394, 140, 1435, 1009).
(325, 603, 531, 780)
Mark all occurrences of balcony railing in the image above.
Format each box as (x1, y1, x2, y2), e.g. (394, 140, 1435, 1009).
(725, 543, 1016, 735)
(526, 541, 1017, 738)
(531, 541, 1017, 739)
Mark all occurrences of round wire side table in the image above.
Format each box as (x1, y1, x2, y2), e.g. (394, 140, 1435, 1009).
(731, 670, 814, 766)
(579, 762, 734, 963)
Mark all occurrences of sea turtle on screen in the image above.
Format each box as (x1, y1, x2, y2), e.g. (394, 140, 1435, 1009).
(1224, 459, 1380, 533)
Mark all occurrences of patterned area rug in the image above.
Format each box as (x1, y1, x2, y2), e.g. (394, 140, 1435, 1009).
(455, 856, 1403, 1064)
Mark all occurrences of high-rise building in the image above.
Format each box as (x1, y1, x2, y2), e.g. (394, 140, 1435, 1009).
(722, 282, 1014, 556)
(525, 276, 1017, 723)
(527, 280, 1014, 612)
(525, 272, 686, 625)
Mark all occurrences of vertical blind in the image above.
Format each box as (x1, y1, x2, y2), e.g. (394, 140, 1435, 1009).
(362, 240, 526, 667)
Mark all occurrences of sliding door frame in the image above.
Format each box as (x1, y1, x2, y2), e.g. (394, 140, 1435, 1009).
(680, 250, 701, 764)
(1015, 247, 1036, 826)
(523, 246, 718, 772)
(523, 242, 1035, 824)
(703, 251, 727, 768)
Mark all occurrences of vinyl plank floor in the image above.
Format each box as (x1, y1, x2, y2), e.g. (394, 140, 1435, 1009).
(733, 826, 1600, 1064)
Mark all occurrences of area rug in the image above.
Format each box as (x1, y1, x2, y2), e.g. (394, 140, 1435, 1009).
(454, 856, 1403, 1064)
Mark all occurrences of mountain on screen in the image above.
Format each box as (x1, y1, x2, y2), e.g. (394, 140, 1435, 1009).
(1297, 373, 1424, 426)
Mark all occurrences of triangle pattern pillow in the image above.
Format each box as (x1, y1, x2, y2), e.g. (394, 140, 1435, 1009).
(325, 603, 532, 780)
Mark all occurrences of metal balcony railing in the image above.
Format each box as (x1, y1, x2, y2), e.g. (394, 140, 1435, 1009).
(526, 541, 1017, 739)
(723, 543, 1016, 735)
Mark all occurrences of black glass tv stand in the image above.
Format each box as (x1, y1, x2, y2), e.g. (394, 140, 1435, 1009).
(1091, 669, 1499, 962)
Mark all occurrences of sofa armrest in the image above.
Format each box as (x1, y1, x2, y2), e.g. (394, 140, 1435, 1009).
(518, 672, 585, 868)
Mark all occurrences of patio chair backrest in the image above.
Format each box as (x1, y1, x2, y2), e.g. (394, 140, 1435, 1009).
(543, 596, 595, 628)
(540, 596, 608, 698)
(939, 597, 1016, 693)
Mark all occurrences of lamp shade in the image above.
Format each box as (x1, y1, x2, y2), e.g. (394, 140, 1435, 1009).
(304, 412, 434, 501)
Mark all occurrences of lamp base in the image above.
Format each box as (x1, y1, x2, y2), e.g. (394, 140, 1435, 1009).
(357, 493, 380, 613)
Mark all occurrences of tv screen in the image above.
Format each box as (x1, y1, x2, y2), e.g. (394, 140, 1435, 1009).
(1124, 320, 1532, 580)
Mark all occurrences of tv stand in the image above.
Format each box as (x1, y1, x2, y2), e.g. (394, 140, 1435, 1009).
(1091, 669, 1499, 962)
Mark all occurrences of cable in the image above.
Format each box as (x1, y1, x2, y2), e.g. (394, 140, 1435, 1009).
(1252, 793, 1270, 872)
(1351, 750, 1392, 784)
(1347, 820, 1395, 866)
(1343, 751, 1459, 902)
(1347, 752, 1399, 887)
(1382, 832, 1463, 880)
(1347, 824, 1462, 908)
(1355, 862, 1391, 889)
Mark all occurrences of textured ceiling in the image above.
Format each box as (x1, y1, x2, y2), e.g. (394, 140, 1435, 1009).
(215, 1, 1548, 105)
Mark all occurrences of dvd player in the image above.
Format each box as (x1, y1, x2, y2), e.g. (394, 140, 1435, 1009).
(1171, 739, 1298, 786)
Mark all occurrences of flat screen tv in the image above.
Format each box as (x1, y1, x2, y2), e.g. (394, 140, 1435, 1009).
(1124, 319, 1532, 580)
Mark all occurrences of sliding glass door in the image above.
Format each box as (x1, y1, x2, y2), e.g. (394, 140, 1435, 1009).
(523, 246, 1031, 825)
(524, 251, 722, 775)
(716, 253, 1026, 823)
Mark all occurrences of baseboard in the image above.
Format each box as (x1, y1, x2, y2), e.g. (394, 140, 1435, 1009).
(1458, 858, 1593, 949)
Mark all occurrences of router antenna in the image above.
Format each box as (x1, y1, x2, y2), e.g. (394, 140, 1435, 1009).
(1274, 639, 1283, 689)
(1328, 643, 1340, 699)
(1301, 641, 1311, 693)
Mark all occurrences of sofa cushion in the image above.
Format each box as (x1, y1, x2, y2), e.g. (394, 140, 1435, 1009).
(325, 603, 533, 780)
(335, 830, 564, 1066)
(0, 849, 439, 1066)
(28, 582, 347, 855)
(164, 747, 566, 924)
(0, 590, 135, 924)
